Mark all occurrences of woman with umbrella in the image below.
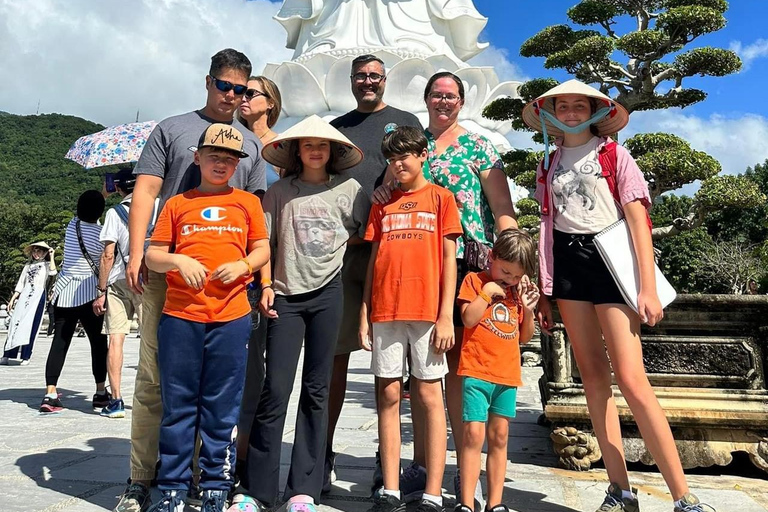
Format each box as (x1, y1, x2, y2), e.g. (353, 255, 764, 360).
(1, 242, 58, 366)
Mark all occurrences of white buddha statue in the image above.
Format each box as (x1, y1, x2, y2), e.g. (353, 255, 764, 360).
(275, 0, 489, 64)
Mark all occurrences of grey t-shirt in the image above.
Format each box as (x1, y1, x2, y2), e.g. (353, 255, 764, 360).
(330, 105, 423, 199)
(263, 175, 370, 295)
(134, 110, 267, 212)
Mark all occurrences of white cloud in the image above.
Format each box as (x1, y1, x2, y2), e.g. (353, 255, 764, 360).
(468, 45, 529, 83)
(0, 0, 292, 126)
(625, 109, 768, 196)
(729, 38, 768, 70)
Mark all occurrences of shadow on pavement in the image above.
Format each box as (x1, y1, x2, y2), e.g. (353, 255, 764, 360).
(15, 437, 127, 510)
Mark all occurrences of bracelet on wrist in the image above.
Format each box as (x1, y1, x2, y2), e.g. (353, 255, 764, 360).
(478, 291, 492, 304)
(261, 278, 273, 288)
(239, 258, 253, 275)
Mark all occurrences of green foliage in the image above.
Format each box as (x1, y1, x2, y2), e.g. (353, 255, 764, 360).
(666, 0, 728, 12)
(649, 194, 694, 226)
(567, 0, 619, 25)
(517, 214, 541, 231)
(516, 198, 540, 216)
(545, 35, 615, 73)
(510, 0, 741, 115)
(0, 197, 72, 299)
(0, 113, 109, 211)
(694, 175, 765, 210)
(501, 149, 542, 188)
(625, 133, 721, 199)
(656, 5, 726, 41)
(704, 162, 768, 244)
(0, 113, 115, 298)
(656, 227, 715, 293)
(674, 47, 742, 76)
(616, 30, 677, 59)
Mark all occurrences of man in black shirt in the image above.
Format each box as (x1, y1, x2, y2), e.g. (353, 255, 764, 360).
(326, 54, 423, 495)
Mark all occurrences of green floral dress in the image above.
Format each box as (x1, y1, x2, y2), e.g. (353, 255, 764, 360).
(423, 130, 503, 257)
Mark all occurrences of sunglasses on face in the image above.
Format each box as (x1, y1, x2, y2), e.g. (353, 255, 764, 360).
(351, 72, 385, 83)
(428, 92, 461, 103)
(209, 75, 248, 95)
(244, 89, 270, 100)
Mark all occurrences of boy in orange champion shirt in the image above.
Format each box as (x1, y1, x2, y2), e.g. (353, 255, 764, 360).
(145, 124, 270, 512)
(455, 229, 539, 512)
(359, 126, 462, 512)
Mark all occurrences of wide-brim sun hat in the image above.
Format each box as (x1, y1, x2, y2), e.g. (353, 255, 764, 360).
(262, 115, 364, 171)
(522, 79, 629, 137)
(24, 241, 52, 257)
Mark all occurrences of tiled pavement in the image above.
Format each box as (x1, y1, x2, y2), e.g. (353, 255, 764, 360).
(0, 331, 765, 511)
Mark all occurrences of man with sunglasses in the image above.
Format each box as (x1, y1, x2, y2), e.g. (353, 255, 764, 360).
(115, 48, 266, 512)
(325, 54, 423, 496)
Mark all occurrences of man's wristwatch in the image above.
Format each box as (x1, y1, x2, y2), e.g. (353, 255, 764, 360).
(96, 286, 107, 297)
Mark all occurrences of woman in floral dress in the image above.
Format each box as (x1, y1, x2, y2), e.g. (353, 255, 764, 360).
(422, 71, 517, 500)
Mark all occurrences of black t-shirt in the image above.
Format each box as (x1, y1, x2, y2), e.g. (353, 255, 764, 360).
(331, 105, 423, 199)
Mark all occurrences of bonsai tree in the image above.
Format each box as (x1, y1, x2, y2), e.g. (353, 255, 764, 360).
(483, 1, 765, 240)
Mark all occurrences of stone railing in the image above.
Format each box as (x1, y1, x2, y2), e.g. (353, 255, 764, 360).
(538, 294, 768, 473)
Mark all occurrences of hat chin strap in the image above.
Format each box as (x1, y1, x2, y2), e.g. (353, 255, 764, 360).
(540, 107, 610, 170)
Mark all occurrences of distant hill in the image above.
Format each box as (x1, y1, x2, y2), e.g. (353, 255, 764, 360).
(0, 113, 119, 298)
(0, 113, 110, 211)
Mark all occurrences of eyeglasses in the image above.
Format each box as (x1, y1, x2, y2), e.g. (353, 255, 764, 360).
(351, 72, 385, 83)
(428, 92, 461, 103)
(209, 75, 248, 95)
(244, 89, 270, 100)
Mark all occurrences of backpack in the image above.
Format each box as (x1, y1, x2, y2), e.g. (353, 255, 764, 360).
(539, 141, 653, 231)
(111, 198, 160, 256)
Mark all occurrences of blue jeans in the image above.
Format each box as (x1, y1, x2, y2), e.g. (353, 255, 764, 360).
(156, 313, 251, 491)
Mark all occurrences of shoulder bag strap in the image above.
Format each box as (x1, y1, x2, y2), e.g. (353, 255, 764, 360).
(76, 220, 100, 276)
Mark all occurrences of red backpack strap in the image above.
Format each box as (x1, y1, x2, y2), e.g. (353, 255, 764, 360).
(598, 141, 620, 204)
(598, 141, 653, 231)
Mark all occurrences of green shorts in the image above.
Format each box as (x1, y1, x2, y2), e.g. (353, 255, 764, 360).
(462, 376, 518, 422)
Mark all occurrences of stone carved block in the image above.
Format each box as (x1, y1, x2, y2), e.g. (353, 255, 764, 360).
(538, 295, 768, 474)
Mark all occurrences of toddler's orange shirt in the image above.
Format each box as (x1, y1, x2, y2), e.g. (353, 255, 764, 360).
(457, 271, 523, 387)
(151, 188, 268, 323)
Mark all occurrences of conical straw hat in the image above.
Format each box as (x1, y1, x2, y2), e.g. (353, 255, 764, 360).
(23, 241, 52, 257)
(262, 115, 364, 171)
(522, 79, 629, 137)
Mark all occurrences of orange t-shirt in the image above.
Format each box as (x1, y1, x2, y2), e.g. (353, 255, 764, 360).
(364, 183, 462, 323)
(151, 188, 269, 323)
(457, 271, 524, 387)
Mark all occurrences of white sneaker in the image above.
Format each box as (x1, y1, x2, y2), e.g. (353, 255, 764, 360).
(20, 360, 30, 366)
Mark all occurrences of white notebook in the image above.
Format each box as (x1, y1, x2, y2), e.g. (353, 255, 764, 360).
(593, 219, 677, 313)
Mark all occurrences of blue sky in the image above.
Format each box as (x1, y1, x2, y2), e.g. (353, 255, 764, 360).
(474, 0, 768, 120)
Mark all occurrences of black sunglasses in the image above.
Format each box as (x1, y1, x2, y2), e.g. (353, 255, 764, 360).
(245, 89, 270, 100)
(209, 75, 248, 95)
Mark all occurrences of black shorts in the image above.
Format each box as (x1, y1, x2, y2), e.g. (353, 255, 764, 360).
(552, 229, 626, 306)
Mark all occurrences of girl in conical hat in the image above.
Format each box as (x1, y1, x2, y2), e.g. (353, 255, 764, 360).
(524, 80, 713, 512)
(232, 115, 370, 512)
(2, 242, 57, 365)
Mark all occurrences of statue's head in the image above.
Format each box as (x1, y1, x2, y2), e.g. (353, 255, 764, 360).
(350, 54, 386, 109)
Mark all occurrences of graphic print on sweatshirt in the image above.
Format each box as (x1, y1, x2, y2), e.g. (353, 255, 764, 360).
(293, 195, 345, 258)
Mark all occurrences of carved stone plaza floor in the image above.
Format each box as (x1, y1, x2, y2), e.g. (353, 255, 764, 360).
(0, 332, 766, 511)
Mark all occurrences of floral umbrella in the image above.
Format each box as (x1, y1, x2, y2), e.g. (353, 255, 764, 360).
(65, 121, 157, 169)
